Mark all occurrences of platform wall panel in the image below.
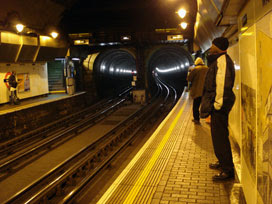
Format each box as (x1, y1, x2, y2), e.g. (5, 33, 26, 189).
(0, 63, 49, 104)
(228, 43, 241, 148)
(256, 9, 272, 204)
(236, 1, 272, 203)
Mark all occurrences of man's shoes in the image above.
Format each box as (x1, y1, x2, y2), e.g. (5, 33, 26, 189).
(212, 170, 235, 181)
(209, 161, 221, 170)
(192, 119, 200, 124)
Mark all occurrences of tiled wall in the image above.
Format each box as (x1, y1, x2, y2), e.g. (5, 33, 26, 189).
(0, 63, 49, 104)
(228, 1, 272, 203)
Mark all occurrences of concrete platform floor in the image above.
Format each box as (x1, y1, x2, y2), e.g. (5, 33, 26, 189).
(0, 92, 85, 115)
(90, 93, 243, 204)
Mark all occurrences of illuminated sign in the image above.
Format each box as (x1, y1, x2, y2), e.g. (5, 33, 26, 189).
(167, 35, 183, 41)
(155, 28, 179, 33)
(74, 39, 89, 45)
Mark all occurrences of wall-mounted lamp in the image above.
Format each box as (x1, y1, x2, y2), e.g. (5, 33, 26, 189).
(177, 8, 187, 19)
(16, 24, 24, 32)
(51, 31, 59, 38)
(180, 22, 187, 29)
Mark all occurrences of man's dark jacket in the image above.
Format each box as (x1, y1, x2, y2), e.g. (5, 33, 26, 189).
(200, 53, 235, 118)
(8, 74, 17, 88)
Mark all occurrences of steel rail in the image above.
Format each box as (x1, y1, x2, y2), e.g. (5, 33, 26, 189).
(0, 87, 132, 157)
(3, 98, 147, 204)
(61, 81, 178, 204)
(0, 99, 126, 174)
(2, 84, 177, 204)
(28, 103, 157, 204)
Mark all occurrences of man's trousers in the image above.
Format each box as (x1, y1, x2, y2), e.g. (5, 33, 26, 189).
(193, 97, 202, 121)
(210, 109, 234, 172)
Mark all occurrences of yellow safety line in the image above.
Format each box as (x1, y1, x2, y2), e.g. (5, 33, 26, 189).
(97, 95, 187, 204)
(123, 100, 187, 203)
(49, 90, 66, 93)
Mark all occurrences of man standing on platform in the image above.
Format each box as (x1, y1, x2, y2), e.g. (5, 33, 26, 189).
(200, 37, 236, 181)
(187, 57, 208, 124)
(8, 71, 20, 105)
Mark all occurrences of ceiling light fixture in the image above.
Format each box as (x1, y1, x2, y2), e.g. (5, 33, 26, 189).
(180, 22, 187, 29)
(51, 32, 59, 38)
(16, 24, 25, 32)
(177, 8, 187, 19)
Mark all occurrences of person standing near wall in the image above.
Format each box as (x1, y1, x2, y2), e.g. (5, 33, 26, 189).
(8, 71, 20, 105)
(187, 57, 208, 124)
(200, 37, 236, 181)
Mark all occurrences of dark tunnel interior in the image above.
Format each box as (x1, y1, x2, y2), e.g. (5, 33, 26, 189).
(93, 49, 136, 97)
(148, 46, 193, 96)
(93, 46, 193, 98)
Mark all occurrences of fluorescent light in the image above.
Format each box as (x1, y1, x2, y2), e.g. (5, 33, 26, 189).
(156, 67, 178, 73)
(121, 36, 131, 40)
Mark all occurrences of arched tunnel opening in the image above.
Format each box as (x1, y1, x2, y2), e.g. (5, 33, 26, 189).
(93, 49, 136, 98)
(89, 46, 193, 98)
(147, 46, 193, 96)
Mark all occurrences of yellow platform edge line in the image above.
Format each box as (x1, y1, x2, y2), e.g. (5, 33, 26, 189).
(49, 90, 66, 93)
(97, 92, 188, 204)
(124, 100, 187, 203)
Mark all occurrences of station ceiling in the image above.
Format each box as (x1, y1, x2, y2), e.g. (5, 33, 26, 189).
(0, 0, 247, 52)
(61, 0, 197, 35)
(0, 0, 196, 43)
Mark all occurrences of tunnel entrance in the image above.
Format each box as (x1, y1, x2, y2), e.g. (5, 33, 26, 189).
(85, 45, 193, 99)
(147, 46, 193, 96)
(93, 49, 136, 98)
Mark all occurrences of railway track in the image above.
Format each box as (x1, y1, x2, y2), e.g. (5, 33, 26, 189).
(0, 89, 132, 176)
(0, 82, 180, 204)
